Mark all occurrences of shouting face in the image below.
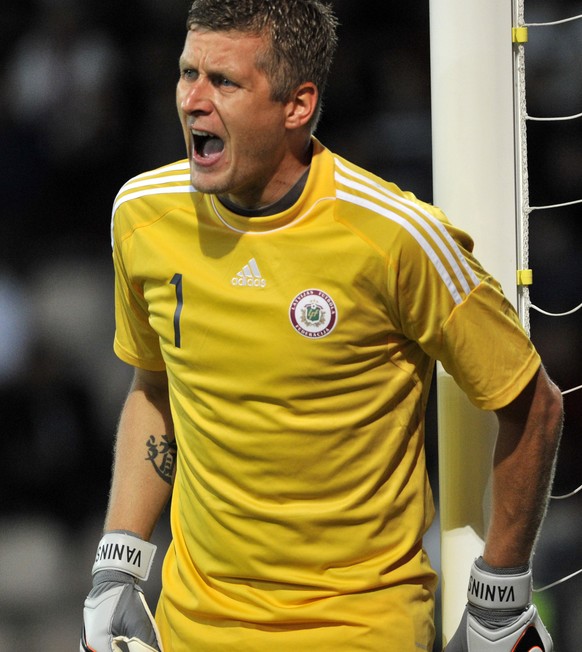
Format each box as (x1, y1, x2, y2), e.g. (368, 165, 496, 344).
(177, 28, 310, 209)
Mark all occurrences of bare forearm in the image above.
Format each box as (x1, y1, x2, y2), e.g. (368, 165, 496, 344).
(105, 368, 176, 541)
(484, 366, 563, 567)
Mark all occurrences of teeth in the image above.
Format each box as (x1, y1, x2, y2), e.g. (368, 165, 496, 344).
(191, 129, 224, 158)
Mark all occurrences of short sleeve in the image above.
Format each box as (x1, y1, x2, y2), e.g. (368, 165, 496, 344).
(438, 278, 540, 410)
(391, 206, 540, 410)
(112, 216, 166, 371)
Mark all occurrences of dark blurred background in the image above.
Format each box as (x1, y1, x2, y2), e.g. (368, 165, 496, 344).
(0, 0, 579, 649)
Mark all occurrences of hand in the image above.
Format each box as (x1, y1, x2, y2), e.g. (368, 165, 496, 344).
(80, 532, 162, 652)
(445, 557, 552, 651)
(81, 570, 163, 652)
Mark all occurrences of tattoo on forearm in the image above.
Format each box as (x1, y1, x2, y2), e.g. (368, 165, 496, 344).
(145, 434, 177, 485)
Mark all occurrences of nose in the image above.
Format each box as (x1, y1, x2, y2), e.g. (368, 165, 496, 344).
(179, 77, 213, 115)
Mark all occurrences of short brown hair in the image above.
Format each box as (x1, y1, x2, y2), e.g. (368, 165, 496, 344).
(186, 0, 338, 130)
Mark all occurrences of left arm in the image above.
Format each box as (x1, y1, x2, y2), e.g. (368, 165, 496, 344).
(484, 364, 563, 567)
(445, 364, 563, 650)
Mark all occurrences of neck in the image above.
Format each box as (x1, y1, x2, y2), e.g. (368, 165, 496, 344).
(219, 138, 313, 211)
(218, 166, 310, 217)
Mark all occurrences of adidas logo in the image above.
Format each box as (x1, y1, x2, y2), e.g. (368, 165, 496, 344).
(231, 258, 266, 288)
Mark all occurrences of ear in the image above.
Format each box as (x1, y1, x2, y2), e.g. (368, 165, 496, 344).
(284, 82, 318, 130)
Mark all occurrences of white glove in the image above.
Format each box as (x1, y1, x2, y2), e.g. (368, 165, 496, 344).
(80, 532, 163, 652)
(445, 557, 552, 651)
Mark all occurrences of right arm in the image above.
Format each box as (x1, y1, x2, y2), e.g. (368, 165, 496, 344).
(81, 368, 173, 651)
(104, 367, 176, 541)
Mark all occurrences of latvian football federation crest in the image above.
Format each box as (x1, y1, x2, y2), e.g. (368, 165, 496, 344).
(289, 289, 337, 338)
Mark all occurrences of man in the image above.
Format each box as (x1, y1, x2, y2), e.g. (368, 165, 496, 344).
(81, 1, 563, 651)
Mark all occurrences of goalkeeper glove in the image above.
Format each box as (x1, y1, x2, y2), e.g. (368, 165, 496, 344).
(445, 557, 552, 651)
(80, 532, 163, 652)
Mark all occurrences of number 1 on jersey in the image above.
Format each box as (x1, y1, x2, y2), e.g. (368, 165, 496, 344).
(170, 273, 183, 348)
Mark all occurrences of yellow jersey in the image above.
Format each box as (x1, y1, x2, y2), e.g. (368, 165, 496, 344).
(112, 139, 540, 651)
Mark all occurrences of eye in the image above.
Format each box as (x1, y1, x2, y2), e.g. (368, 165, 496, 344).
(209, 73, 238, 91)
(180, 68, 198, 81)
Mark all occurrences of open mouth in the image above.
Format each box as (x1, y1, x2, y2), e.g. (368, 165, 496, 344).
(192, 130, 224, 159)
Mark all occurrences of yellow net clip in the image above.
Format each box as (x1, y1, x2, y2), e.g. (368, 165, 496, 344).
(517, 269, 533, 286)
(512, 26, 529, 43)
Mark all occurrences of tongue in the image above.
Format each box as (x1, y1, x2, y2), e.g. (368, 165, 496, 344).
(202, 136, 224, 157)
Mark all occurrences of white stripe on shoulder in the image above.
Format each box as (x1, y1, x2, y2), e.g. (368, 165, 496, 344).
(112, 161, 192, 212)
(113, 161, 190, 202)
(334, 158, 479, 303)
(110, 162, 193, 247)
(121, 173, 191, 195)
(112, 184, 194, 217)
(336, 188, 464, 304)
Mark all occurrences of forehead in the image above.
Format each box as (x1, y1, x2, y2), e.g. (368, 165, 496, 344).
(180, 27, 266, 69)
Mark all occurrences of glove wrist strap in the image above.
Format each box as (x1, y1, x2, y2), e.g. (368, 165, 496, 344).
(467, 558, 532, 611)
(92, 532, 156, 581)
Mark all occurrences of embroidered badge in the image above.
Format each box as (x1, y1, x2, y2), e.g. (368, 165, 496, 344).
(289, 289, 338, 339)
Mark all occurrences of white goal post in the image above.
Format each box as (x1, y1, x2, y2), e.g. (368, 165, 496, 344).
(429, 0, 524, 644)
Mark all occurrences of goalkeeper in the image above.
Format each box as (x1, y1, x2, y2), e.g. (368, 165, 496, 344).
(80, 1, 563, 650)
